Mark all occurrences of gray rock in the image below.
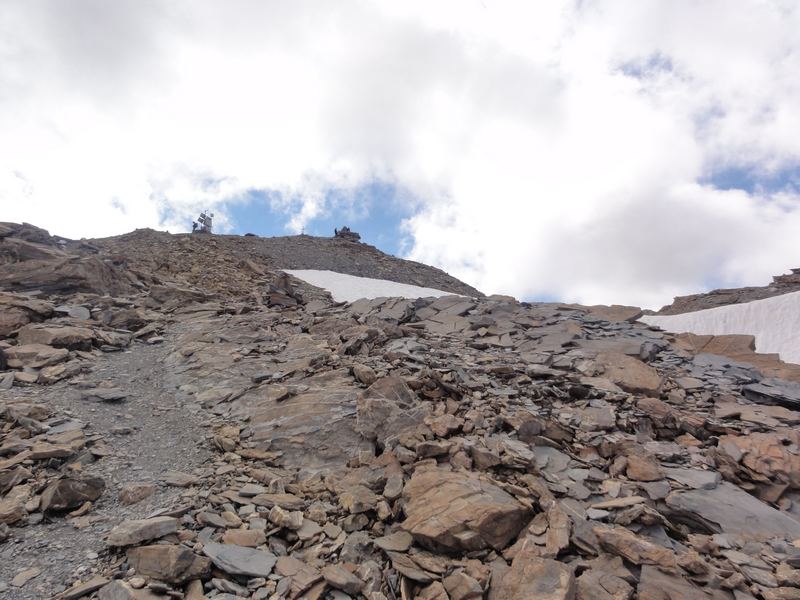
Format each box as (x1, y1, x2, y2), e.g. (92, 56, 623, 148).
(662, 467, 720, 490)
(54, 305, 91, 320)
(202, 542, 277, 577)
(666, 482, 800, 540)
(107, 517, 178, 546)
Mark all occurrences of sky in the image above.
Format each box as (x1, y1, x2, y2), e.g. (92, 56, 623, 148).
(1, 0, 800, 308)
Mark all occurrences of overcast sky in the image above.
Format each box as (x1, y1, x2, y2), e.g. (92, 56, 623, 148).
(2, 1, 799, 308)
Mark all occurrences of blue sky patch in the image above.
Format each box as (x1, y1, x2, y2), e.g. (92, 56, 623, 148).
(703, 164, 799, 194)
(225, 181, 416, 257)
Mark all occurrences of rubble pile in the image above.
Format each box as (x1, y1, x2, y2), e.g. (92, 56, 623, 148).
(1, 222, 800, 599)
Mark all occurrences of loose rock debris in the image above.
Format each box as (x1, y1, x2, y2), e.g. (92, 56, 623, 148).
(1, 222, 800, 599)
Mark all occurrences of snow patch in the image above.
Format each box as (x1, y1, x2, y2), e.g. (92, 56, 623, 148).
(640, 290, 800, 364)
(285, 269, 456, 303)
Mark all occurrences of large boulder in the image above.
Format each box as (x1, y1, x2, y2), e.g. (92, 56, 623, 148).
(402, 469, 531, 553)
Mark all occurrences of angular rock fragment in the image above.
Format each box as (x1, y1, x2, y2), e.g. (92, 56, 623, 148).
(593, 525, 677, 569)
(665, 482, 800, 540)
(403, 469, 531, 552)
(576, 569, 633, 600)
(118, 482, 156, 505)
(201, 542, 277, 577)
(321, 564, 364, 595)
(41, 476, 104, 513)
(4, 343, 68, 368)
(0, 484, 30, 525)
(17, 324, 94, 350)
(637, 564, 711, 599)
(126, 544, 211, 584)
(595, 351, 662, 395)
(489, 550, 575, 600)
(107, 516, 178, 546)
(357, 375, 428, 448)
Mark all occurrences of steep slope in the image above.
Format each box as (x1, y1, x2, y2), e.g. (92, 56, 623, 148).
(2, 222, 800, 599)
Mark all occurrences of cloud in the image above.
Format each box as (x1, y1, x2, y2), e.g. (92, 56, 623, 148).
(0, 0, 799, 307)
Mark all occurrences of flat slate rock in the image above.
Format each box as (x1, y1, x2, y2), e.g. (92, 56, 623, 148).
(107, 516, 178, 547)
(202, 542, 277, 577)
(666, 482, 800, 541)
(662, 467, 720, 490)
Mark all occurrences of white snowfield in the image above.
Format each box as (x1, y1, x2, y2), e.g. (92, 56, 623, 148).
(640, 289, 800, 364)
(284, 269, 455, 303)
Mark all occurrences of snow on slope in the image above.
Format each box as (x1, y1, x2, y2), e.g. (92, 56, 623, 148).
(641, 290, 800, 363)
(285, 269, 456, 303)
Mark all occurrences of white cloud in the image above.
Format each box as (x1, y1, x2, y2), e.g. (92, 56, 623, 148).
(0, 0, 799, 307)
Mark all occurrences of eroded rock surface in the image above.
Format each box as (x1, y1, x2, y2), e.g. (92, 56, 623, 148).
(1, 223, 800, 600)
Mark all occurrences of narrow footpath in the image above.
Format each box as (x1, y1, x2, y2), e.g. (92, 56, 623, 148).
(0, 333, 211, 599)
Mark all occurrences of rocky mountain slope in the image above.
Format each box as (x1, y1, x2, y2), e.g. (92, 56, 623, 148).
(657, 269, 800, 315)
(2, 222, 800, 600)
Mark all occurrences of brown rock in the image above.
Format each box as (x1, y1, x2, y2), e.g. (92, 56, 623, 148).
(374, 530, 413, 552)
(489, 550, 575, 600)
(443, 570, 484, 600)
(274, 556, 323, 597)
(4, 343, 69, 368)
(595, 352, 662, 395)
(593, 526, 676, 569)
(107, 517, 178, 546)
(625, 454, 664, 482)
(418, 582, 450, 600)
(0, 466, 32, 495)
(339, 485, 380, 514)
(59, 576, 110, 600)
(222, 528, 266, 547)
(268, 505, 304, 529)
(719, 432, 800, 488)
(403, 469, 531, 552)
(576, 569, 633, 600)
(11, 567, 40, 587)
(585, 305, 643, 323)
(353, 364, 377, 385)
(119, 482, 156, 505)
(0, 484, 29, 524)
(41, 476, 105, 512)
(39, 361, 82, 384)
(0, 306, 33, 337)
(126, 544, 211, 584)
(356, 376, 428, 447)
(17, 324, 94, 350)
(321, 564, 364, 595)
(762, 589, 800, 600)
(637, 564, 709, 599)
